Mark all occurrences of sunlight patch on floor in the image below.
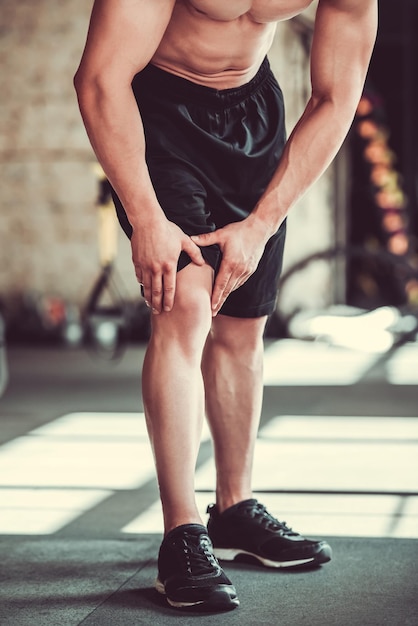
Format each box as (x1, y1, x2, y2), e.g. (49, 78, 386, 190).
(0, 488, 111, 535)
(263, 340, 378, 386)
(263, 338, 418, 386)
(121, 491, 418, 539)
(385, 344, 418, 384)
(0, 411, 417, 537)
(0, 411, 208, 535)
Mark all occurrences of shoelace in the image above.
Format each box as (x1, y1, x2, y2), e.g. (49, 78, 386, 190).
(244, 502, 298, 536)
(174, 533, 219, 576)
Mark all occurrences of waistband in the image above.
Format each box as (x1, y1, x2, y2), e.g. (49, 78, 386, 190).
(133, 57, 271, 108)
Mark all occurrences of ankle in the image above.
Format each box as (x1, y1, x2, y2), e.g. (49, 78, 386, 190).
(215, 492, 252, 514)
(163, 511, 204, 535)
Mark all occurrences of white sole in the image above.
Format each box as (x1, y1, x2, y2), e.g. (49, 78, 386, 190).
(214, 548, 315, 568)
(155, 577, 239, 609)
(155, 578, 205, 608)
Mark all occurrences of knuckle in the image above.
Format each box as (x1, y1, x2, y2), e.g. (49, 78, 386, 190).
(223, 259, 235, 270)
(161, 260, 173, 272)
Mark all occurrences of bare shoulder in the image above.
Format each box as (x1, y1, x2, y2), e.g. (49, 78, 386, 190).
(89, 0, 176, 24)
(316, 0, 377, 15)
(76, 0, 177, 81)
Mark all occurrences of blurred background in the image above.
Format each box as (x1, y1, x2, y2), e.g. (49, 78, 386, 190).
(0, 0, 417, 352)
(0, 0, 418, 352)
(0, 2, 417, 624)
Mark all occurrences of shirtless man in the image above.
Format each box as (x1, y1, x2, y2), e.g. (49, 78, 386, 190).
(74, 0, 377, 612)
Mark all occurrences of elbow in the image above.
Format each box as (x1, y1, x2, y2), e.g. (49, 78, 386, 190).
(73, 66, 91, 112)
(311, 73, 370, 118)
(311, 89, 361, 121)
(73, 59, 90, 95)
(73, 67, 105, 116)
(73, 66, 128, 108)
(73, 67, 84, 95)
(73, 65, 98, 99)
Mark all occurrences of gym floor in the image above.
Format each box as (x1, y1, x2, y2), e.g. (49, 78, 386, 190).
(0, 340, 417, 625)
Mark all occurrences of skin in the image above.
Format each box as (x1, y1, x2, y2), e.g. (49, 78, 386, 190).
(74, 0, 378, 531)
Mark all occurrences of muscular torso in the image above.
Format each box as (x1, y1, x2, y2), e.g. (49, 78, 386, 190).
(151, 0, 314, 88)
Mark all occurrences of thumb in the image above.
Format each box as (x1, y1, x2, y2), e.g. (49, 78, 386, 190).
(191, 231, 218, 247)
(182, 236, 205, 266)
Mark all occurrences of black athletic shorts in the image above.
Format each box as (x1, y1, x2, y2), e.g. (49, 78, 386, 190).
(112, 57, 287, 318)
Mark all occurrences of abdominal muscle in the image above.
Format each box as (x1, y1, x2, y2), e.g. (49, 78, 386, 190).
(150, 0, 305, 89)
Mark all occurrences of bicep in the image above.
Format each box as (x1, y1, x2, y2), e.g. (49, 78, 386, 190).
(76, 0, 176, 84)
(310, 0, 378, 105)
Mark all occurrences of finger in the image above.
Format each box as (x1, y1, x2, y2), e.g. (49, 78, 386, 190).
(211, 261, 253, 315)
(141, 271, 153, 308)
(231, 270, 251, 292)
(211, 268, 237, 315)
(134, 264, 143, 285)
(190, 231, 218, 248)
(150, 272, 163, 315)
(162, 267, 176, 312)
(183, 237, 205, 265)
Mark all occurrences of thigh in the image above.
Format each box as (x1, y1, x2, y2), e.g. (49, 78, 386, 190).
(111, 161, 221, 273)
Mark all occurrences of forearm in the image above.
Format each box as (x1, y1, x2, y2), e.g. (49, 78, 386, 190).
(251, 0, 377, 239)
(75, 78, 164, 228)
(251, 93, 357, 235)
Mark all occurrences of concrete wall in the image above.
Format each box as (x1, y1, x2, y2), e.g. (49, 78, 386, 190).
(0, 0, 138, 318)
(0, 1, 337, 320)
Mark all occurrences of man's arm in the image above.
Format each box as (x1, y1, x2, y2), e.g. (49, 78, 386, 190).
(74, 0, 204, 314)
(193, 0, 378, 315)
(251, 0, 378, 230)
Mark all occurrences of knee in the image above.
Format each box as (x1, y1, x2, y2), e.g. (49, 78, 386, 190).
(208, 316, 267, 363)
(151, 284, 213, 349)
(175, 286, 213, 335)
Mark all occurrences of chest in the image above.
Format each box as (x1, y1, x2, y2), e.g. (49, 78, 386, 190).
(187, 0, 314, 22)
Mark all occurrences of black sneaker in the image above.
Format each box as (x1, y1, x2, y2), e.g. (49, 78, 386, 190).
(156, 523, 239, 611)
(207, 499, 332, 569)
